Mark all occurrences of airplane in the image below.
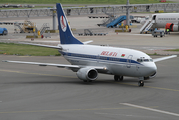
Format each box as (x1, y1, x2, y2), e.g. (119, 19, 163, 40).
(2, 3, 177, 87)
(140, 13, 179, 33)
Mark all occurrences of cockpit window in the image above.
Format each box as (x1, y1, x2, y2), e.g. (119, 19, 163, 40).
(137, 59, 143, 62)
(137, 58, 153, 62)
(144, 59, 149, 62)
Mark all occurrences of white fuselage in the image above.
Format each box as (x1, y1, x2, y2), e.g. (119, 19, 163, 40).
(59, 45, 157, 78)
(152, 13, 179, 28)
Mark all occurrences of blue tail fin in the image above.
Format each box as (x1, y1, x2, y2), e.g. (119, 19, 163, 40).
(56, 3, 83, 44)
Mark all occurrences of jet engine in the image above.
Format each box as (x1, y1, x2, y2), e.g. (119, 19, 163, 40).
(144, 72, 157, 80)
(165, 23, 179, 32)
(76, 67, 98, 81)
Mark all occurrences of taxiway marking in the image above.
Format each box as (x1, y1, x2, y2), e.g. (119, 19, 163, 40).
(0, 107, 132, 114)
(121, 103, 179, 117)
(117, 82, 179, 92)
(0, 69, 76, 78)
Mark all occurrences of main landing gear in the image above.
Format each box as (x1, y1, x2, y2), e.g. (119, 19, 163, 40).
(114, 75, 123, 81)
(114, 75, 145, 87)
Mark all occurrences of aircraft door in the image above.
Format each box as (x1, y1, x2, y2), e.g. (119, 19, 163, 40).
(152, 15, 156, 20)
(97, 55, 100, 63)
(95, 55, 100, 66)
(153, 15, 156, 23)
(126, 55, 133, 68)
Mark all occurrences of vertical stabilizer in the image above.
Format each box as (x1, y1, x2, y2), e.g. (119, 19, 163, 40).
(56, 3, 83, 44)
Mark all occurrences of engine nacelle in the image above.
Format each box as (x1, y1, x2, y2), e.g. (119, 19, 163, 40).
(76, 68, 98, 81)
(172, 24, 179, 32)
(144, 72, 157, 80)
(165, 23, 179, 32)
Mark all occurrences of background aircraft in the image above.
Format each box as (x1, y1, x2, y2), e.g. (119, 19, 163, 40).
(140, 13, 179, 33)
(3, 3, 177, 87)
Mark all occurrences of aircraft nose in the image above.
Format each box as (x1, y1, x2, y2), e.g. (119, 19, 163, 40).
(140, 62, 157, 77)
(148, 63, 157, 75)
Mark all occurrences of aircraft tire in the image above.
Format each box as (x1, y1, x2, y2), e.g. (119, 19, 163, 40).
(114, 75, 119, 81)
(119, 76, 123, 81)
(3, 30, 8, 35)
(114, 75, 123, 81)
(138, 80, 144, 87)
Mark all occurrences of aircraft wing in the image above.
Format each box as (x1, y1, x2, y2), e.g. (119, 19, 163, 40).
(18, 42, 62, 49)
(153, 55, 177, 62)
(2, 60, 106, 71)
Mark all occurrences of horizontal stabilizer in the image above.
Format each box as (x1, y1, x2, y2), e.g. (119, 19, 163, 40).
(82, 40, 93, 44)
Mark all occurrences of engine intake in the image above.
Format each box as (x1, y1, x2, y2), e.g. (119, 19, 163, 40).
(76, 67, 98, 81)
(165, 23, 179, 32)
(144, 72, 157, 80)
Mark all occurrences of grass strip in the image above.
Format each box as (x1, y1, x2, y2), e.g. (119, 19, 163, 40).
(0, 0, 174, 4)
(165, 49, 179, 52)
(0, 6, 54, 10)
(0, 42, 61, 56)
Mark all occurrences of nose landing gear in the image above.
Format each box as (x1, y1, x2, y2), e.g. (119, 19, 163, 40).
(138, 80, 144, 87)
(138, 77, 144, 87)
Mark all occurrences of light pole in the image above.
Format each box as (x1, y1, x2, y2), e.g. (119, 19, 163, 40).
(126, 0, 130, 27)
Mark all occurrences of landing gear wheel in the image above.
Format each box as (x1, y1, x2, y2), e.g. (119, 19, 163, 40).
(114, 75, 119, 81)
(138, 80, 144, 87)
(3, 30, 8, 35)
(119, 76, 123, 81)
(114, 75, 123, 81)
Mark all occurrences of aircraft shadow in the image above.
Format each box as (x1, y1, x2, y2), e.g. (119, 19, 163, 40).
(3, 75, 153, 88)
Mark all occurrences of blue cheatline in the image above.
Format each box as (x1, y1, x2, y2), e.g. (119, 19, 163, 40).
(56, 3, 83, 44)
(60, 51, 141, 65)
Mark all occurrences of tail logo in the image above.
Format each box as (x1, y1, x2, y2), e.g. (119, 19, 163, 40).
(60, 16, 67, 32)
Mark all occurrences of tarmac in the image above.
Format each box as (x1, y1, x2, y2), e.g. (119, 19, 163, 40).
(0, 12, 179, 120)
(0, 55, 179, 120)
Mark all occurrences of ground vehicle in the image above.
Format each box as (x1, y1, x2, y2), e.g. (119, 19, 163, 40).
(0, 27, 8, 35)
(152, 30, 165, 37)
